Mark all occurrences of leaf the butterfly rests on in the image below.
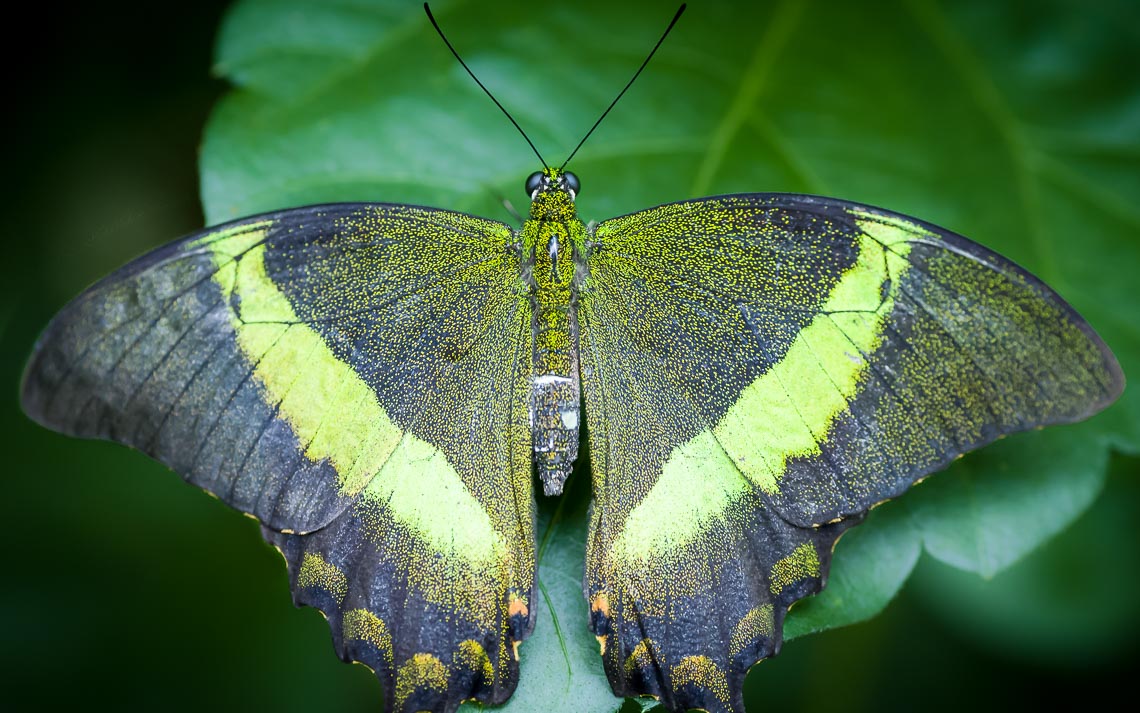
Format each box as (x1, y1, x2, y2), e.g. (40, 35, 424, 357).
(20, 5, 1127, 713)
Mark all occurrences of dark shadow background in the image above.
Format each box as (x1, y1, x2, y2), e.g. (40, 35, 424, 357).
(1, 2, 1135, 711)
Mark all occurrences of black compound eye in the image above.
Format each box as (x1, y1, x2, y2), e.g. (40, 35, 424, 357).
(563, 171, 580, 195)
(525, 171, 545, 196)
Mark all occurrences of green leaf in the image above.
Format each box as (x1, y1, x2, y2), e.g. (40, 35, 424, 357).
(203, 0, 1139, 710)
(785, 421, 1110, 642)
(784, 498, 921, 640)
(460, 472, 618, 713)
(907, 423, 1110, 576)
(909, 456, 1140, 664)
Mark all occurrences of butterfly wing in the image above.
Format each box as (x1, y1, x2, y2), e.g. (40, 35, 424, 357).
(578, 193, 1123, 712)
(21, 203, 536, 712)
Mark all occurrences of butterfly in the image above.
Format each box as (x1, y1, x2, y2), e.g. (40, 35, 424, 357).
(19, 4, 1124, 713)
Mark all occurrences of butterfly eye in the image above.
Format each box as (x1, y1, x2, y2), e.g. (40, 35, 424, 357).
(563, 171, 581, 195)
(525, 171, 545, 196)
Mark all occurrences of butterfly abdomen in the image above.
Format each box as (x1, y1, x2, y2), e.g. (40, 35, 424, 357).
(525, 214, 585, 495)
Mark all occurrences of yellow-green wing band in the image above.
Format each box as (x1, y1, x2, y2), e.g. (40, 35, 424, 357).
(21, 203, 538, 712)
(579, 193, 1122, 712)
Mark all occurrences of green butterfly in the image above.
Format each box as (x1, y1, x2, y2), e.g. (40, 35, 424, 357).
(20, 5, 1124, 713)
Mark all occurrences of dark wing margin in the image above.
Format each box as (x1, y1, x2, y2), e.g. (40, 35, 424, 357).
(21, 203, 538, 713)
(578, 193, 1123, 712)
(23, 209, 353, 533)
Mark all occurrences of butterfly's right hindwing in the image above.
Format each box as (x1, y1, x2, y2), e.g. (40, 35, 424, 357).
(21, 204, 537, 713)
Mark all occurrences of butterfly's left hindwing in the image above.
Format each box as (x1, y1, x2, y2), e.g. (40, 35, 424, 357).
(579, 193, 1122, 713)
(21, 204, 537, 713)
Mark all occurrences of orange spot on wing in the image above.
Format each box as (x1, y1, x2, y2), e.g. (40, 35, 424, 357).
(508, 592, 529, 618)
(590, 592, 611, 617)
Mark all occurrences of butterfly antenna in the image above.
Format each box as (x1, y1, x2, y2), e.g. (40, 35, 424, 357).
(425, 3, 547, 168)
(560, 4, 686, 170)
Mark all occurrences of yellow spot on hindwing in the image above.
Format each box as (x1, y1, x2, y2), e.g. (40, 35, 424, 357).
(671, 655, 731, 707)
(624, 638, 659, 675)
(454, 640, 495, 687)
(343, 609, 394, 669)
(395, 653, 449, 710)
(296, 553, 348, 603)
(769, 543, 821, 595)
(201, 225, 504, 564)
(729, 604, 774, 657)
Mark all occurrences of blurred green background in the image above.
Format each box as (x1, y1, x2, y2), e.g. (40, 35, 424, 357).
(3, 1, 1138, 711)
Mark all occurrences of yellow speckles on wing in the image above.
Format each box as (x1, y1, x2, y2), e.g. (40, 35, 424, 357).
(454, 640, 495, 687)
(297, 553, 348, 603)
(203, 227, 505, 566)
(713, 233, 908, 496)
(624, 638, 660, 675)
(507, 592, 529, 618)
(609, 222, 917, 570)
(611, 430, 747, 562)
(360, 434, 505, 565)
(193, 219, 272, 259)
(820, 229, 888, 313)
(769, 543, 821, 595)
(343, 609, 394, 669)
(670, 655, 731, 708)
(219, 241, 404, 499)
(729, 604, 773, 658)
(395, 653, 449, 711)
(850, 207, 936, 246)
(578, 192, 1121, 709)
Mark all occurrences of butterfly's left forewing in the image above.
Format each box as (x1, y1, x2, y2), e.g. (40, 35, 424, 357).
(22, 204, 536, 712)
(578, 194, 1122, 713)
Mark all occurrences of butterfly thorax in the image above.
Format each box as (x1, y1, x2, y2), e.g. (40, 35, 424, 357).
(520, 170, 587, 496)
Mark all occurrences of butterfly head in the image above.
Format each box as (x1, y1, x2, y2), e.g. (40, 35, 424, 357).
(526, 167, 580, 221)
